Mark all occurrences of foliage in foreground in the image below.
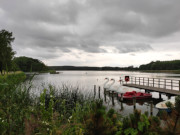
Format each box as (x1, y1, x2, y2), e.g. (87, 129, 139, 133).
(1, 73, 180, 135)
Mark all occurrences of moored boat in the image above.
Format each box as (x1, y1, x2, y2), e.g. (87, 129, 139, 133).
(121, 91, 152, 100)
(155, 99, 175, 112)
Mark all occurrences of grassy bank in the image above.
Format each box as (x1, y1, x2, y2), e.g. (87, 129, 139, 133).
(0, 71, 26, 85)
(1, 74, 180, 134)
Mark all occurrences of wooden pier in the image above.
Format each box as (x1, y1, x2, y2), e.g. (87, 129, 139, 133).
(123, 77, 180, 96)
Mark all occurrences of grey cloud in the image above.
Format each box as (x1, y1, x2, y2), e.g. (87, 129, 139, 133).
(89, 0, 180, 38)
(115, 43, 153, 53)
(130, 54, 136, 56)
(0, 0, 180, 58)
(0, 0, 81, 25)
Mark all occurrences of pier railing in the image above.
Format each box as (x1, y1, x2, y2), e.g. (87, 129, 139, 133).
(127, 77, 180, 91)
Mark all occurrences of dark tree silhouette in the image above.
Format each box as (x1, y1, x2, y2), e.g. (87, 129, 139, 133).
(0, 29, 15, 74)
(13, 56, 49, 72)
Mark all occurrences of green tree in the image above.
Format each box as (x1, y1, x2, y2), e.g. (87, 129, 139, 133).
(13, 56, 49, 72)
(0, 29, 15, 74)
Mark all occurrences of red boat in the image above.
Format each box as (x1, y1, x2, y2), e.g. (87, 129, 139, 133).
(122, 91, 152, 100)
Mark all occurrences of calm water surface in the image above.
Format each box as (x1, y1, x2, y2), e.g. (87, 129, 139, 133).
(31, 71, 180, 116)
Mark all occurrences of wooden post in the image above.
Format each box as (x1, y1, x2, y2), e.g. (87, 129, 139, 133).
(104, 92, 106, 102)
(171, 80, 173, 90)
(112, 91, 115, 106)
(98, 86, 100, 99)
(135, 77, 136, 84)
(159, 93, 162, 99)
(121, 93, 123, 101)
(158, 79, 160, 88)
(179, 80, 180, 91)
(133, 97, 136, 110)
(150, 101, 153, 116)
(167, 95, 171, 99)
(164, 79, 166, 89)
(131, 77, 133, 84)
(94, 85, 96, 97)
(120, 101, 123, 111)
(109, 90, 111, 96)
(148, 78, 149, 86)
(153, 78, 154, 87)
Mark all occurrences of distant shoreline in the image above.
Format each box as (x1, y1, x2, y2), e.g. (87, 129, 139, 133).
(48, 66, 180, 74)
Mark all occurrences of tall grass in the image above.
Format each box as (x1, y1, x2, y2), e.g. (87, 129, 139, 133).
(1, 73, 180, 134)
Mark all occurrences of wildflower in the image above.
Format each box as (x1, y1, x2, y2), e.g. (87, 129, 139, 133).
(47, 128, 49, 131)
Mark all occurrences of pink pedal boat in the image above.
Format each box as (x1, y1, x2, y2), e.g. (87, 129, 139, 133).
(121, 91, 152, 100)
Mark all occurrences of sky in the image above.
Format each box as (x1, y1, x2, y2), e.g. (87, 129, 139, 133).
(0, 0, 180, 67)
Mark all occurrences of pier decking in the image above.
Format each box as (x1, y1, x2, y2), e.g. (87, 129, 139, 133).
(123, 77, 180, 96)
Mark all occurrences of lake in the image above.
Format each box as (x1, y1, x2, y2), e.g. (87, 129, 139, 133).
(30, 71, 180, 116)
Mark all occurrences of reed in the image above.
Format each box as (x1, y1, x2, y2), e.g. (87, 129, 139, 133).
(1, 73, 180, 135)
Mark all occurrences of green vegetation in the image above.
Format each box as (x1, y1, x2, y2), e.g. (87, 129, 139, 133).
(49, 70, 59, 74)
(0, 71, 26, 85)
(139, 60, 180, 70)
(13, 56, 49, 72)
(0, 29, 16, 74)
(1, 73, 180, 134)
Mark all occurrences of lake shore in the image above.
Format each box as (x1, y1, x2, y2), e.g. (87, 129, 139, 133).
(140, 70, 180, 74)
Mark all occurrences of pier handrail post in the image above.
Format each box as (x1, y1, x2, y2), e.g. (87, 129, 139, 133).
(131, 77, 133, 84)
(164, 79, 166, 89)
(153, 78, 154, 87)
(148, 78, 149, 86)
(143, 77, 144, 85)
(139, 77, 140, 85)
(135, 77, 136, 84)
(171, 80, 173, 90)
(179, 80, 180, 91)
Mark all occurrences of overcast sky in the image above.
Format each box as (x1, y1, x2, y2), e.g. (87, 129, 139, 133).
(0, 0, 180, 67)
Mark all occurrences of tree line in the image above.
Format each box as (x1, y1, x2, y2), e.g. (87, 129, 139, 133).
(49, 66, 138, 71)
(139, 60, 180, 70)
(49, 61, 180, 71)
(13, 56, 49, 72)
